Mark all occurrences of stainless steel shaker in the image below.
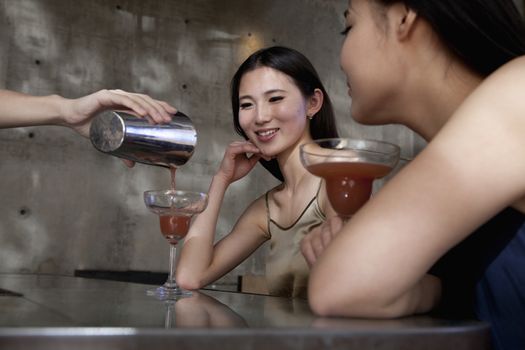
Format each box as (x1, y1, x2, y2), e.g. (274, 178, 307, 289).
(89, 110, 197, 167)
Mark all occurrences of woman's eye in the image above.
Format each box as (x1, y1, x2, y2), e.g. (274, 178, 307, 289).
(269, 96, 284, 103)
(340, 25, 352, 36)
(240, 102, 252, 109)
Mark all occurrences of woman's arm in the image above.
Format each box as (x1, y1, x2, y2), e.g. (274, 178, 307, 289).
(308, 56, 525, 318)
(176, 141, 269, 290)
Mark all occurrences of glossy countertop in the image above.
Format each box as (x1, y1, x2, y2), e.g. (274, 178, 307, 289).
(0, 274, 490, 349)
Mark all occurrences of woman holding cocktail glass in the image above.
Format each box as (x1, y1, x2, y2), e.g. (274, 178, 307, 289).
(176, 46, 339, 298)
(303, 1, 525, 349)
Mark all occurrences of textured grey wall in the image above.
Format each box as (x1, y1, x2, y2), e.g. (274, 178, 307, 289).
(0, 0, 426, 285)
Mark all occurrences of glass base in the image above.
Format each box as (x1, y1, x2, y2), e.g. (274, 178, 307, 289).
(146, 285, 192, 300)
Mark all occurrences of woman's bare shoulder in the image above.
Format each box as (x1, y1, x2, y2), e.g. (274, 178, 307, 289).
(494, 55, 525, 74)
(430, 56, 525, 214)
(475, 55, 525, 98)
(452, 55, 525, 130)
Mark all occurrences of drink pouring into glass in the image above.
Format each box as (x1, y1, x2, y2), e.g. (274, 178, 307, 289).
(89, 110, 197, 168)
(91, 110, 206, 299)
(144, 190, 208, 300)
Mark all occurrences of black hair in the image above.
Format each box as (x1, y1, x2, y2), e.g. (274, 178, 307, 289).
(231, 46, 339, 181)
(375, 0, 525, 76)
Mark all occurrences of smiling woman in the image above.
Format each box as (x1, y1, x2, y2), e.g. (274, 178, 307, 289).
(176, 46, 339, 299)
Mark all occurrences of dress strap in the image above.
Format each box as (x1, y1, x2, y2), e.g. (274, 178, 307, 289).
(267, 180, 324, 231)
(315, 179, 323, 196)
(314, 179, 327, 220)
(265, 190, 273, 238)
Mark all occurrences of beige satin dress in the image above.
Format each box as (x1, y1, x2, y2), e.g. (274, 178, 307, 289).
(264, 182, 325, 298)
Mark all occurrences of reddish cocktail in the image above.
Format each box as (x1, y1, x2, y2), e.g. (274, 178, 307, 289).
(300, 138, 400, 218)
(160, 215, 191, 244)
(144, 189, 208, 299)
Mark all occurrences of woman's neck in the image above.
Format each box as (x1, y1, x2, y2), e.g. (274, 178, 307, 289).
(385, 20, 483, 141)
(401, 59, 483, 141)
(276, 134, 314, 192)
(390, 19, 484, 141)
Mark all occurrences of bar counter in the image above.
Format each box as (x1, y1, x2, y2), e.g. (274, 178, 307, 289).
(0, 274, 490, 349)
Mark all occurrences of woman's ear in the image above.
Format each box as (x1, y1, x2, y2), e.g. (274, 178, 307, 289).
(391, 4, 418, 41)
(307, 88, 324, 118)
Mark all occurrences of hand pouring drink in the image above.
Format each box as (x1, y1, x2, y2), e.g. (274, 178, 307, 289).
(90, 110, 207, 300)
(89, 110, 197, 168)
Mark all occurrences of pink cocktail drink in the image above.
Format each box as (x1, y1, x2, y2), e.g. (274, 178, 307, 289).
(306, 161, 392, 217)
(144, 189, 208, 300)
(300, 138, 400, 219)
(159, 215, 191, 245)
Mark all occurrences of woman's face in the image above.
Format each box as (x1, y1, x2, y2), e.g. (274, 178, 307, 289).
(340, 0, 403, 124)
(238, 66, 312, 158)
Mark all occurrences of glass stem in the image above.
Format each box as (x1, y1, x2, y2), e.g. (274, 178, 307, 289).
(164, 302, 174, 328)
(166, 244, 178, 288)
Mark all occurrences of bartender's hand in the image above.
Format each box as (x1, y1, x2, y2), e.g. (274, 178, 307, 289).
(301, 216, 344, 267)
(60, 89, 178, 167)
(60, 89, 177, 138)
(215, 141, 266, 185)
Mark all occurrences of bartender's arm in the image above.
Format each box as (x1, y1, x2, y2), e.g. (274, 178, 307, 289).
(0, 89, 176, 137)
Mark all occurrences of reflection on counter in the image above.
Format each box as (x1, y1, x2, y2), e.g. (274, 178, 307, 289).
(0, 274, 490, 350)
(164, 292, 247, 328)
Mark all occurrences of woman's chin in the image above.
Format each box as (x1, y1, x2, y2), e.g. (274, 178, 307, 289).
(260, 153, 274, 161)
(350, 106, 379, 125)
(350, 109, 368, 124)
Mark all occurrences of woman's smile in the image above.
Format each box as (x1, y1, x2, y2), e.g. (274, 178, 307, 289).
(255, 128, 279, 142)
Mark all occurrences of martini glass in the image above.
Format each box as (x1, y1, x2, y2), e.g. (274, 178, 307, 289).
(300, 138, 400, 219)
(144, 189, 208, 300)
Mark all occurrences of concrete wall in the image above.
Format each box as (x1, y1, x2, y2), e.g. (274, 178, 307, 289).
(2, 0, 517, 286)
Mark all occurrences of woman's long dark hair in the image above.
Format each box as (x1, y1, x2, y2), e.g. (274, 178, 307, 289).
(375, 0, 525, 76)
(231, 46, 339, 181)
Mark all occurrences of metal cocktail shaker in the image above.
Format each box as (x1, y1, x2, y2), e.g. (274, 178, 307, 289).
(89, 110, 197, 168)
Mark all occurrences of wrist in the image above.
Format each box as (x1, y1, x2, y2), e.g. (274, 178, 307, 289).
(212, 173, 232, 188)
(53, 95, 74, 127)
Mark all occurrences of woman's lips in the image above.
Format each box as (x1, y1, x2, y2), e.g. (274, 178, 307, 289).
(255, 128, 279, 142)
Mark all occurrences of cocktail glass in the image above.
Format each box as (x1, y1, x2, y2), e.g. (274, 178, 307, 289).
(144, 189, 208, 300)
(300, 138, 400, 219)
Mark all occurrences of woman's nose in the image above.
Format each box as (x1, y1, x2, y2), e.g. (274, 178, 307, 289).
(255, 105, 271, 124)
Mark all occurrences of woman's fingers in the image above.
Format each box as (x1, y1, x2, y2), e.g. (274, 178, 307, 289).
(301, 216, 345, 267)
(227, 141, 262, 156)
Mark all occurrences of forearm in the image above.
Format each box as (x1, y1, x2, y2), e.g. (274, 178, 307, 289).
(380, 274, 442, 317)
(176, 174, 230, 289)
(309, 268, 442, 318)
(0, 90, 69, 128)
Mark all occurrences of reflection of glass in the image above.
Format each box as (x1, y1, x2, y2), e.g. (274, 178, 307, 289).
(144, 190, 208, 300)
(300, 138, 400, 219)
(164, 300, 177, 328)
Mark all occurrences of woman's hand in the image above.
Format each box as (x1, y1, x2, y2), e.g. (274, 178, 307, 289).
(60, 89, 177, 138)
(215, 141, 264, 184)
(301, 216, 344, 267)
